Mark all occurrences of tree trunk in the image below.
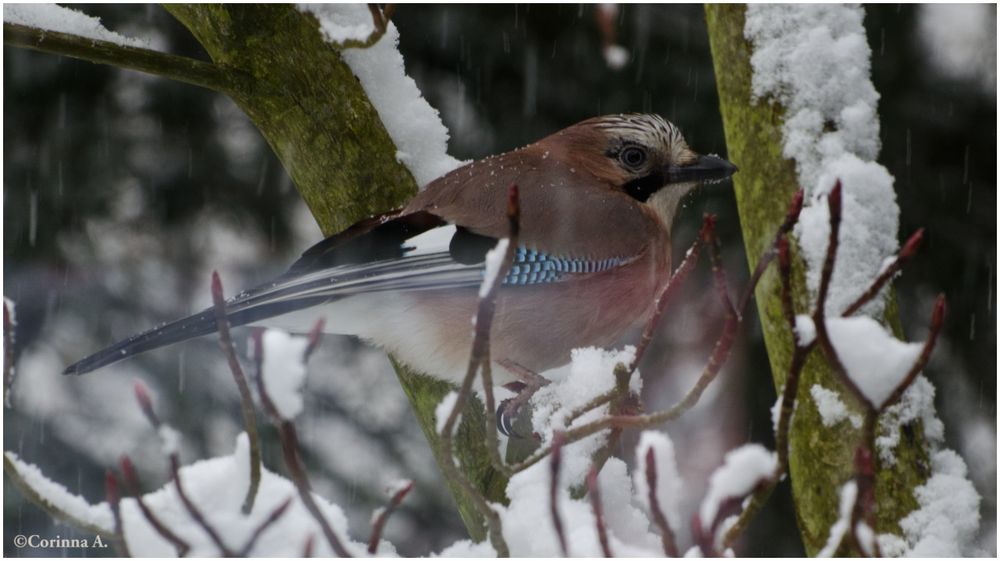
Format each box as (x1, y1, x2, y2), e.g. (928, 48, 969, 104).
(164, 4, 505, 540)
(704, 5, 930, 555)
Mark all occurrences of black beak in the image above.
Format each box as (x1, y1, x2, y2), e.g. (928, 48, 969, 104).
(666, 154, 738, 185)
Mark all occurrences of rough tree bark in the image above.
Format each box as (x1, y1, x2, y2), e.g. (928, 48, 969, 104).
(704, 5, 930, 555)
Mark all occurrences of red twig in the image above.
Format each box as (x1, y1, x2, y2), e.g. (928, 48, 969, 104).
(303, 318, 326, 360)
(120, 456, 190, 556)
(720, 230, 804, 551)
(549, 432, 568, 556)
(477, 185, 521, 473)
(169, 452, 234, 555)
(303, 534, 316, 557)
(737, 189, 804, 315)
(367, 481, 414, 554)
(586, 466, 614, 557)
(630, 214, 714, 371)
(210, 271, 262, 514)
(135, 379, 235, 555)
(105, 470, 131, 557)
(811, 182, 868, 404)
(433, 187, 517, 555)
(878, 294, 946, 412)
(133, 381, 161, 428)
(3, 299, 15, 407)
(644, 448, 679, 557)
(253, 333, 352, 558)
(238, 497, 294, 556)
(841, 228, 924, 317)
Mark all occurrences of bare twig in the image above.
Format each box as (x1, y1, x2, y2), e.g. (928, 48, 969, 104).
(737, 189, 804, 314)
(303, 318, 327, 360)
(337, 4, 396, 49)
(811, 182, 869, 405)
(586, 466, 614, 557)
(211, 271, 262, 514)
(120, 456, 190, 556)
(850, 413, 881, 557)
(303, 534, 316, 558)
(252, 332, 353, 558)
(841, 228, 924, 317)
(719, 242, 813, 549)
(644, 448, 679, 557)
(630, 214, 714, 371)
(3, 22, 248, 93)
(479, 185, 520, 474)
(434, 187, 519, 556)
(367, 481, 414, 554)
(609, 220, 740, 430)
(105, 470, 131, 557)
(238, 497, 294, 556)
(513, 193, 803, 475)
(169, 446, 234, 555)
(549, 432, 569, 556)
(134, 380, 235, 556)
(3, 299, 15, 407)
(877, 295, 946, 412)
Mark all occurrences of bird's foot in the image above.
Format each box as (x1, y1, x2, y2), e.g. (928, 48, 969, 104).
(495, 359, 549, 437)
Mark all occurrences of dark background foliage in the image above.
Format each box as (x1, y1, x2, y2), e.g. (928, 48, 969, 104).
(4, 4, 995, 556)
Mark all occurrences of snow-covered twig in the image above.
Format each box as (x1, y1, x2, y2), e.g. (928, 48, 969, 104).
(251, 332, 352, 558)
(548, 432, 569, 556)
(134, 381, 236, 556)
(119, 456, 190, 556)
(585, 466, 614, 557)
(104, 470, 131, 557)
(210, 271, 262, 514)
(367, 480, 414, 554)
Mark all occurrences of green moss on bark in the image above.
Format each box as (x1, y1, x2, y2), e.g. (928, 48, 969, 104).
(704, 4, 927, 555)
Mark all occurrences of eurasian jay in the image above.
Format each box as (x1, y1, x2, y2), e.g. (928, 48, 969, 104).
(64, 113, 736, 385)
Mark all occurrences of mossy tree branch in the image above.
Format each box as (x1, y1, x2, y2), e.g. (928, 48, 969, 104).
(704, 5, 929, 555)
(3, 22, 247, 93)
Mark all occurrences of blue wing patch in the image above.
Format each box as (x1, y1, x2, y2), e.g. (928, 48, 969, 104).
(502, 247, 626, 286)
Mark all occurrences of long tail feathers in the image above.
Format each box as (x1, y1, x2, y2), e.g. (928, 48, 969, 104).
(63, 308, 219, 375)
(62, 297, 329, 376)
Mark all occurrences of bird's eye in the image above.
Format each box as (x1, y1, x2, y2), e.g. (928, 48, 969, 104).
(619, 146, 647, 168)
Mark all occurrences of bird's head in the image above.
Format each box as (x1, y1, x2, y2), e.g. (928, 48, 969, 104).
(541, 113, 737, 225)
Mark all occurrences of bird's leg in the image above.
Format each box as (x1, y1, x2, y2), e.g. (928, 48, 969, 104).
(495, 358, 550, 438)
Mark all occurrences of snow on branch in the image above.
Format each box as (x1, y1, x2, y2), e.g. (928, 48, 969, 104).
(746, 5, 898, 318)
(4, 4, 148, 48)
(301, 4, 464, 187)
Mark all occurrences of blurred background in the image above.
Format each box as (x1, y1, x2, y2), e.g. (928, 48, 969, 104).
(4, 4, 995, 556)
